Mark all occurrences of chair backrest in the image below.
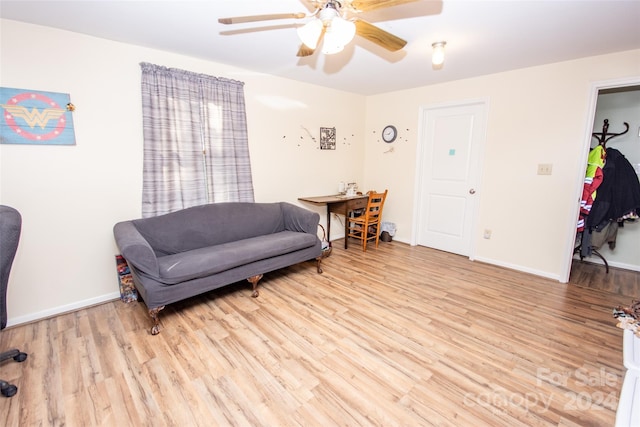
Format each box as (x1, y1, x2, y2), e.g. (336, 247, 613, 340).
(363, 190, 388, 221)
(0, 205, 22, 330)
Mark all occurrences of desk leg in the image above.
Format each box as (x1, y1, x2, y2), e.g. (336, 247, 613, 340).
(344, 206, 349, 249)
(326, 205, 331, 245)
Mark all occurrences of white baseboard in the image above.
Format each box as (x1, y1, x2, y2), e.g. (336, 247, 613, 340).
(398, 241, 562, 282)
(472, 255, 562, 282)
(6, 291, 121, 328)
(573, 255, 640, 272)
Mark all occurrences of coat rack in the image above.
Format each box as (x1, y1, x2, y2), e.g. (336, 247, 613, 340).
(576, 119, 631, 274)
(592, 119, 629, 148)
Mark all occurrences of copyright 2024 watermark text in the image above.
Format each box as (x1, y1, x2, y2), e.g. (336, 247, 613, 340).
(462, 365, 619, 415)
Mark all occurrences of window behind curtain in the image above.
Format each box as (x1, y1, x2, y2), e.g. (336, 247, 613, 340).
(140, 62, 254, 218)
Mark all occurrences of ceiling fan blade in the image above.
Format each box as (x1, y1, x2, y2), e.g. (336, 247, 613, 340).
(297, 44, 315, 57)
(350, 0, 420, 13)
(300, 0, 323, 13)
(218, 13, 306, 25)
(354, 19, 407, 51)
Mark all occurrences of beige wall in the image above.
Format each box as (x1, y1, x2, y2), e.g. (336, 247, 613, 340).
(364, 51, 640, 279)
(1, 19, 639, 326)
(0, 20, 365, 325)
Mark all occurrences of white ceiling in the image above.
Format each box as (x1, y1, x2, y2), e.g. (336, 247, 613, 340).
(1, 0, 639, 95)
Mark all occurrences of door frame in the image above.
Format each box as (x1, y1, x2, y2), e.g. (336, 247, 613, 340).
(560, 76, 640, 283)
(411, 98, 489, 260)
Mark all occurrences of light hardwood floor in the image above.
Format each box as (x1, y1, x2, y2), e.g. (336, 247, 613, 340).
(570, 257, 640, 297)
(1, 241, 638, 426)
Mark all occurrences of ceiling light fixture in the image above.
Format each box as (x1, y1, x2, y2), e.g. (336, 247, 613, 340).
(297, 1, 356, 54)
(432, 41, 447, 66)
(297, 19, 324, 49)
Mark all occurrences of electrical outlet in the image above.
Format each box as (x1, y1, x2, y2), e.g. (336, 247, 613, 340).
(537, 163, 553, 175)
(483, 229, 492, 239)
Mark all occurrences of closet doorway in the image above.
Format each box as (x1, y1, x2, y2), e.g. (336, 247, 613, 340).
(564, 77, 640, 285)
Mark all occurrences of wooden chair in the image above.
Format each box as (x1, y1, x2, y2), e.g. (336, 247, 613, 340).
(347, 190, 388, 251)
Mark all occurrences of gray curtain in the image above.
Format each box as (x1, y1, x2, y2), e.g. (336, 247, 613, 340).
(140, 62, 254, 217)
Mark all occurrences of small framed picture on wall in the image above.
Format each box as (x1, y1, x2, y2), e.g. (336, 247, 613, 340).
(320, 127, 336, 150)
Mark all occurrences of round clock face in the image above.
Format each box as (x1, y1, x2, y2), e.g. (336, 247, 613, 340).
(382, 125, 397, 143)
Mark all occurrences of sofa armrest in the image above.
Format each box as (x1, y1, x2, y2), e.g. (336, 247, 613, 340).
(281, 202, 320, 235)
(113, 221, 160, 277)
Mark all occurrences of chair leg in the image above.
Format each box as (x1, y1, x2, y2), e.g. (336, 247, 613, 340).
(0, 349, 21, 362)
(362, 220, 368, 252)
(1, 349, 27, 398)
(1, 379, 17, 397)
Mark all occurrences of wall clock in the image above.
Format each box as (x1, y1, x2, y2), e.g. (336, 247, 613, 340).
(382, 125, 397, 143)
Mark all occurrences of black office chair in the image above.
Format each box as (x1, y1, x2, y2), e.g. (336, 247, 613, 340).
(0, 205, 27, 398)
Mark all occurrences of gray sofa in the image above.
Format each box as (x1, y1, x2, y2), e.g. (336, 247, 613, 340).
(113, 202, 323, 334)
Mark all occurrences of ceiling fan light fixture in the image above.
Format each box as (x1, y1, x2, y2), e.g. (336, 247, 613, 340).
(322, 41, 345, 55)
(318, 1, 340, 22)
(297, 18, 324, 49)
(323, 16, 356, 54)
(330, 16, 356, 46)
(432, 41, 446, 66)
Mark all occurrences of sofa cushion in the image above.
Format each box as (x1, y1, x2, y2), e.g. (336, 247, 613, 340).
(156, 230, 317, 284)
(132, 202, 286, 256)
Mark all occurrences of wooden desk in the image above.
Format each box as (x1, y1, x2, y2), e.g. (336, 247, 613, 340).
(298, 194, 369, 249)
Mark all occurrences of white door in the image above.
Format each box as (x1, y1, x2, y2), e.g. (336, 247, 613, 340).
(414, 101, 487, 256)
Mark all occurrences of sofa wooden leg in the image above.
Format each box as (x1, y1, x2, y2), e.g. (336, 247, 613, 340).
(316, 256, 323, 274)
(247, 274, 263, 298)
(149, 306, 165, 335)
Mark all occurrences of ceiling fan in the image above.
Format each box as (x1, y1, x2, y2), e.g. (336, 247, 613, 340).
(218, 0, 419, 57)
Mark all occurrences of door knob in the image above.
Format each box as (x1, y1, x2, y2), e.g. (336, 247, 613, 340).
(469, 189, 476, 194)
